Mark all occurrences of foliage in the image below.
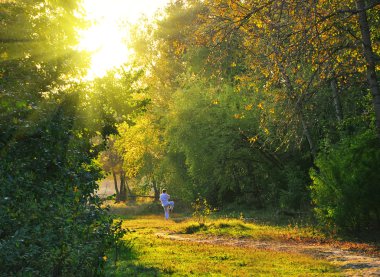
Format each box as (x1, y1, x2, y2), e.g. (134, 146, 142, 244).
(83, 67, 147, 139)
(0, 0, 125, 274)
(167, 80, 294, 207)
(109, 219, 130, 266)
(279, 164, 311, 211)
(310, 130, 380, 233)
(90, 66, 148, 202)
(124, 1, 380, 236)
(191, 196, 215, 224)
(97, 135, 130, 202)
(0, 91, 118, 275)
(115, 115, 165, 200)
(199, 0, 380, 140)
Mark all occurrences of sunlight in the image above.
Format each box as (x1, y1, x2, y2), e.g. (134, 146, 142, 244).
(77, 0, 170, 80)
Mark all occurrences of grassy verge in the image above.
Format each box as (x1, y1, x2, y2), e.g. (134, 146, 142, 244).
(105, 215, 342, 276)
(176, 218, 329, 243)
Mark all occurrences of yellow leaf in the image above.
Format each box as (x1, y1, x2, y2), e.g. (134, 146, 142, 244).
(248, 135, 258, 143)
(245, 104, 253, 111)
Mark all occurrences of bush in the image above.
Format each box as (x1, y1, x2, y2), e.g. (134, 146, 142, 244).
(192, 196, 215, 224)
(0, 94, 123, 275)
(279, 164, 311, 211)
(310, 130, 380, 234)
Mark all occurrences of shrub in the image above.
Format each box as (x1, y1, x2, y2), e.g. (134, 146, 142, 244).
(0, 94, 124, 275)
(310, 130, 380, 234)
(279, 164, 311, 211)
(192, 196, 215, 224)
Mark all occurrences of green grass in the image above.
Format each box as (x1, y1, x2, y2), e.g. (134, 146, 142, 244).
(176, 218, 328, 243)
(105, 215, 342, 276)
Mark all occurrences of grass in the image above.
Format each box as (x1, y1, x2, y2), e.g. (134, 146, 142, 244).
(176, 218, 329, 243)
(105, 214, 342, 276)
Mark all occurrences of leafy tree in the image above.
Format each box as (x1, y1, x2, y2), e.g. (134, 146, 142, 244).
(128, 0, 311, 209)
(198, 0, 379, 142)
(181, 0, 379, 220)
(85, 67, 147, 202)
(165, 81, 284, 207)
(98, 136, 130, 202)
(0, 0, 122, 274)
(82, 67, 147, 139)
(310, 130, 380, 233)
(115, 114, 166, 201)
(124, 2, 206, 202)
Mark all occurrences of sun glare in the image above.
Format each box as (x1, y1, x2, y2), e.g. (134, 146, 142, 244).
(77, 0, 170, 80)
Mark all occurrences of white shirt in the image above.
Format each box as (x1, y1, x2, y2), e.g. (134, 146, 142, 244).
(159, 193, 170, 207)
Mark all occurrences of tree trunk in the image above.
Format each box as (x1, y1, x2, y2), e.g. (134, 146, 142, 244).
(126, 179, 136, 202)
(330, 78, 344, 122)
(152, 179, 160, 202)
(356, 0, 380, 138)
(300, 115, 316, 160)
(112, 171, 120, 202)
(119, 172, 127, 202)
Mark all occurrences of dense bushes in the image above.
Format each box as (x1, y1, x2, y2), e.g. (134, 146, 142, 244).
(0, 93, 123, 275)
(310, 130, 380, 233)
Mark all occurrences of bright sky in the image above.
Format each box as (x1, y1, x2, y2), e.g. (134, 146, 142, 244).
(78, 0, 170, 80)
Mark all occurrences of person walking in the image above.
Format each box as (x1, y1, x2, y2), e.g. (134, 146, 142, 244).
(159, 189, 174, 220)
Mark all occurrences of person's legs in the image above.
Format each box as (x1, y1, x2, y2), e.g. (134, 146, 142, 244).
(168, 201, 174, 211)
(164, 205, 170, 219)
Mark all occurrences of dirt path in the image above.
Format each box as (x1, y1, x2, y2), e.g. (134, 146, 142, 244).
(156, 232, 380, 276)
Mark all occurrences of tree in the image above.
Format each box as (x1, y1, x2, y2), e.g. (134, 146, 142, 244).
(89, 66, 148, 202)
(355, 0, 380, 137)
(197, 0, 379, 143)
(115, 115, 165, 201)
(0, 1, 121, 274)
(127, 0, 308, 208)
(310, 130, 380, 233)
(98, 136, 129, 202)
(165, 80, 285, 207)
(124, 1, 206, 202)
